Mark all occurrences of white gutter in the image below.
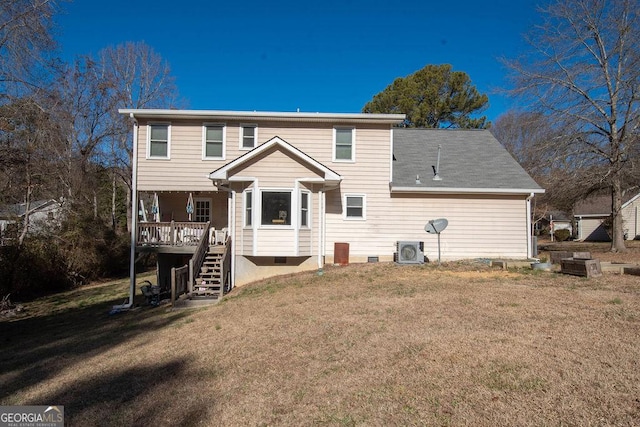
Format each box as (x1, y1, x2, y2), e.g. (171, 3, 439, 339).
(114, 113, 139, 310)
(118, 108, 405, 124)
(391, 187, 545, 195)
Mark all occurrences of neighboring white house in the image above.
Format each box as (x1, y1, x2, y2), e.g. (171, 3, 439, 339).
(0, 199, 63, 244)
(119, 109, 544, 305)
(622, 192, 640, 240)
(574, 194, 612, 241)
(574, 191, 640, 241)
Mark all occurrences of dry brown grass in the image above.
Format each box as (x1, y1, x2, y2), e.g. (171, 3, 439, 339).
(1, 247, 640, 426)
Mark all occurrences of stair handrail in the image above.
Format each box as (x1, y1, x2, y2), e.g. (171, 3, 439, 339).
(188, 221, 211, 295)
(220, 235, 232, 293)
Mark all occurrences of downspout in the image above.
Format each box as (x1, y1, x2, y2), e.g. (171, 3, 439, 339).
(318, 189, 325, 270)
(213, 181, 235, 290)
(115, 113, 139, 310)
(526, 192, 533, 259)
(229, 189, 236, 289)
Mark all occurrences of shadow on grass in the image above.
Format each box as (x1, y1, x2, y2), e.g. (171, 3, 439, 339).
(0, 292, 194, 407)
(39, 359, 210, 426)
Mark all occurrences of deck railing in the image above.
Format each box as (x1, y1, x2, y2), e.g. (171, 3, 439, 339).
(137, 221, 209, 247)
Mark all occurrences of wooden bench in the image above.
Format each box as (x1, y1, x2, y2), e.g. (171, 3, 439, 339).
(550, 251, 591, 264)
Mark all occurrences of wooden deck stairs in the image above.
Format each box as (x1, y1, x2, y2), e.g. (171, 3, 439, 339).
(192, 246, 225, 300)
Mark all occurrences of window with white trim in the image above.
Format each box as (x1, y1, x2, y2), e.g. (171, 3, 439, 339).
(245, 190, 253, 226)
(261, 191, 291, 226)
(203, 124, 225, 159)
(148, 123, 170, 158)
(333, 127, 355, 161)
(194, 198, 211, 222)
(241, 124, 257, 149)
(300, 191, 310, 227)
(345, 194, 365, 220)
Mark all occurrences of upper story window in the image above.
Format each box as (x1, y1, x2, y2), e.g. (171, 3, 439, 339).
(333, 127, 355, 162)
(241, 124, 257, 149)
(344, 194, 366, 220)
(148, 123, 170, 159)
(203, 124, 225, 159)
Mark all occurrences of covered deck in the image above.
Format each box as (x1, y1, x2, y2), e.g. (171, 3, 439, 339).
(136, 221, 228, 253)
(134, 221, 232, 304)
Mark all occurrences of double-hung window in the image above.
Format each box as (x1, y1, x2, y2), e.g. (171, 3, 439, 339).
(148, 123, 170, 158)
(244, 190, 253, 227)
(241, 124, 257, 149)
(334, 127, 355, 161)
(203, 124, 225, 159)
(300, 191, 310, 227)
(345, 194, 365, 220)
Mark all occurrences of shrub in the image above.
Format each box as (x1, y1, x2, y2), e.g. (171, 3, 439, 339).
(58, 213, 130, 281)
(0, 239, 73, 300)
(554, 229, 571, 242)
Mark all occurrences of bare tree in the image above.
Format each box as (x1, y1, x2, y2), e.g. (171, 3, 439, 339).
(0, 97, 64, 246)
(0, 0, 60, 98)
(98, 41, 181, 231)
(52, 57, 121, 217)
(506, 0, 640, 252)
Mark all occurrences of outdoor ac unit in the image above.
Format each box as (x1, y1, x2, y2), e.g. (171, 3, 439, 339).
(396, 241, 424, 264)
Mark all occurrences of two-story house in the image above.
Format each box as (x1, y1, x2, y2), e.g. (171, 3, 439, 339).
(119, 109, 543, 306)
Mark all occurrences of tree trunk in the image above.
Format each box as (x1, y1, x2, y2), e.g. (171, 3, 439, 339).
(111, 172, 117, 231)
(610, 180, 627, 252)
(93, 191, 98, 219)
(17, 188, 31, 247)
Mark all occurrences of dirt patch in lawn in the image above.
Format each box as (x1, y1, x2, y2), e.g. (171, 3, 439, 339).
(1, 262, 639, 426)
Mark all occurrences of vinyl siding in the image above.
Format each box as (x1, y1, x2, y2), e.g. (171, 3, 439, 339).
(325, 194, 529, 262)
(255, 229, 296, 256)
(231, 147, 324, 186)
(622, 200, 640, 239)
(136, 119, 391, 192)
(578, 217, 610, 241)
(299, 228, 312, 256)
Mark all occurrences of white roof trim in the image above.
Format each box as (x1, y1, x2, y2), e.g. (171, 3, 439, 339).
(391, 186, 545, 195)
(120, 109, 405, 124)
(622, 192, 640, 209)
(209, 136, 341, 184)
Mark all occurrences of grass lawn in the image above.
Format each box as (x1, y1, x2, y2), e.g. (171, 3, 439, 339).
(1, 247, 640, 426)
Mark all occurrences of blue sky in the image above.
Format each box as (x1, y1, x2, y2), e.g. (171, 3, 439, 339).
(55, 0, 542, 123)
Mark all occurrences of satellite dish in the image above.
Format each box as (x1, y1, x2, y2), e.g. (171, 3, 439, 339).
(424, 218, 448, 264)
(425, 218, 448, 234)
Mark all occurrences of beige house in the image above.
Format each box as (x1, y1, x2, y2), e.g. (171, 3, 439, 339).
(118, 109, 543, 306)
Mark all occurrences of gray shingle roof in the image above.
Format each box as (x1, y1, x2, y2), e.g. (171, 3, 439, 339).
(392, 128, 543, 193)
